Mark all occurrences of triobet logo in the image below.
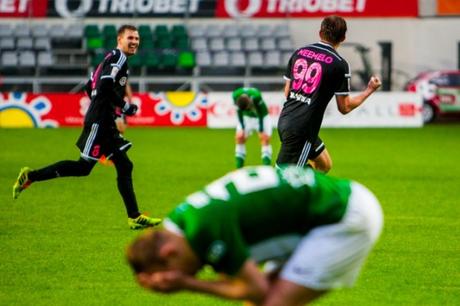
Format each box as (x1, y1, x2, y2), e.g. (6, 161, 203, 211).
(0, 92, 58, 128)
(150, 92, 207, 125)
(54, 0, 201, 17)
(219, 0, 368, 17)
(55, 0, 92, 18)
(224, 0, 262, 18)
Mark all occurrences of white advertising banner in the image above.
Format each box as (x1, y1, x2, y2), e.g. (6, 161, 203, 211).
(207, 92, 423, 128)
(207, 92, 284, 128)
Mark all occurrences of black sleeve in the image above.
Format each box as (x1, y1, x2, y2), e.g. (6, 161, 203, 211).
(98, 49, 128, 108)
(335, 60, 351, 95)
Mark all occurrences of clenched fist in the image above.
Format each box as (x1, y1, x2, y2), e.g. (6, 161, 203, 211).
(368, 76, 382, 91)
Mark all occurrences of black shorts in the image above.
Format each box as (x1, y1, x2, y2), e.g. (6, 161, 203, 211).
(276, 135, 325, 167)
(76, 123, 132, 161)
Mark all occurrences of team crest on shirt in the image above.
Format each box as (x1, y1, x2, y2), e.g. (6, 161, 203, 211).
(119, 77, 127, 86)
(206, 240, 226, 264)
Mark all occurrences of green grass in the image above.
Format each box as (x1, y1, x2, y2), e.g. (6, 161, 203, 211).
(1, 125, 459, 306)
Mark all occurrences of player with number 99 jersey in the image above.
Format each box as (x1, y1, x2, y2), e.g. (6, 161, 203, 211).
(276, 41, 350, 167)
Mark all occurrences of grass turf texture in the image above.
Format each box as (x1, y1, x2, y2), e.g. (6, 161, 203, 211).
(1, 125, 459, 306)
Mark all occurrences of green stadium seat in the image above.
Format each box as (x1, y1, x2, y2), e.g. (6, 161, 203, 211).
(171, 24, 188, 38)
(156, 37, 173, 49)
(139, 38, 155, 51)
(154, 25, 169, 39)
(138, 25, 153, 40)
(145, 51, 160, 68)
(128, 54, 143, 75)
(84, 25, 101, 38)
(87, 37, 104, 50)
(128, 54, 142, 67)
(160, 50, 177, 69)
(174, 37, 190, 50)
(103, 36, 117, 50)
(102, 25, 117, 39)
(178, 51, 195, 69)
(91, 51, 105, 67)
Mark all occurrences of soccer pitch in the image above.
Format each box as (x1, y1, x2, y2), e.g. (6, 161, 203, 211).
(1, 125, 459, 306)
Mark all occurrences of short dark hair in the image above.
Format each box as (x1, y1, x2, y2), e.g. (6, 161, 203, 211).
(118, 24, 138, 37)
(236, 95, 251, 110)
(320, 15, 347, 45)
(126, 230, 166, 274)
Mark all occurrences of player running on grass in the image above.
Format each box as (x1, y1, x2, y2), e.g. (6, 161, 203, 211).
(127, 165, 383, 306)
(12, 25, 161, 230)
(233, 87, 273, 168)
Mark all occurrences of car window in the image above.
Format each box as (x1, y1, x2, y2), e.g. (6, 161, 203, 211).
(430, 76, 450, 86)
(447, 74, 460, 86)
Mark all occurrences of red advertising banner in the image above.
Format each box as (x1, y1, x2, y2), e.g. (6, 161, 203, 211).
(216, 0, 419, 18)
(0, 0, 47, 17)
(438, 0, 460, 15)
(0, 92, 207, 128)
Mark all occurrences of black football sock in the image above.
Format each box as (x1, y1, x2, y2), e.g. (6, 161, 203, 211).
(117, 176, 141, 219)
(112, 151, 140, 219)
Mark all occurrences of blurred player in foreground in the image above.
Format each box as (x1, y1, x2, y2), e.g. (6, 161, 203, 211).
(127, 165, 383, 305)
(12, 25, 161, 230)
(233, 87, 273, 168)
(276, 15, 381, 172)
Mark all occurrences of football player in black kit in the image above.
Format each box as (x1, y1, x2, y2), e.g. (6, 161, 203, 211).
(276, 15, 381, 173)
(12, 25, 161, 230)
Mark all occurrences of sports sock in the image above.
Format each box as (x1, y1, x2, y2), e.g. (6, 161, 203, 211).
(112, 151, 141, 219)
(235, 144, 246, 168)
(117, 176, 141, 219)
(261, 145, 272, 166)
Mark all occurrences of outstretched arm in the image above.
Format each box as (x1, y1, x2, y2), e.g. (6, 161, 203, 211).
(137, 260, 269, 304)
(335, 76, 381, 114)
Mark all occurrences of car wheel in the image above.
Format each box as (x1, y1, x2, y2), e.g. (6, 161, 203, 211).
(422, 103, 436, 123)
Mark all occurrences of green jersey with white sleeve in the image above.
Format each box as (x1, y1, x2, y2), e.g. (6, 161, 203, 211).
(165, 166, 352, 275)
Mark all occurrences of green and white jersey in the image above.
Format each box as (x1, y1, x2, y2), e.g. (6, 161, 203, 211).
(232, 87, 269, 123)
(165, 166, 352, 275)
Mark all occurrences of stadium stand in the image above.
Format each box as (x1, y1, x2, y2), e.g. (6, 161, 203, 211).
(0, 22, 293, 92)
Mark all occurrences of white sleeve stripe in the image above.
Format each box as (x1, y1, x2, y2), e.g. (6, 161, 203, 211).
(101, 75, 114, 80)
(283, 76, 291, 81)
(335, 92, 350, 95)
(116, 52, 127, 67)
(163, 219, 184, 236)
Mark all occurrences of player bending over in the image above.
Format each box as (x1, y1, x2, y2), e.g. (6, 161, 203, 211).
(233, 87, 273, 168)
(127, 165, 383, 305)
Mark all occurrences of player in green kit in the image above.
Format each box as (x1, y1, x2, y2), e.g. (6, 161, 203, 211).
(127, 166, 383, 306)
(233, 87, 272, 168)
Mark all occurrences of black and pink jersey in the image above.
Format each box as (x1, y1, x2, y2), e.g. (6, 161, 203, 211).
(84, 48, 129, 127)
(279, 42, 350, 141)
